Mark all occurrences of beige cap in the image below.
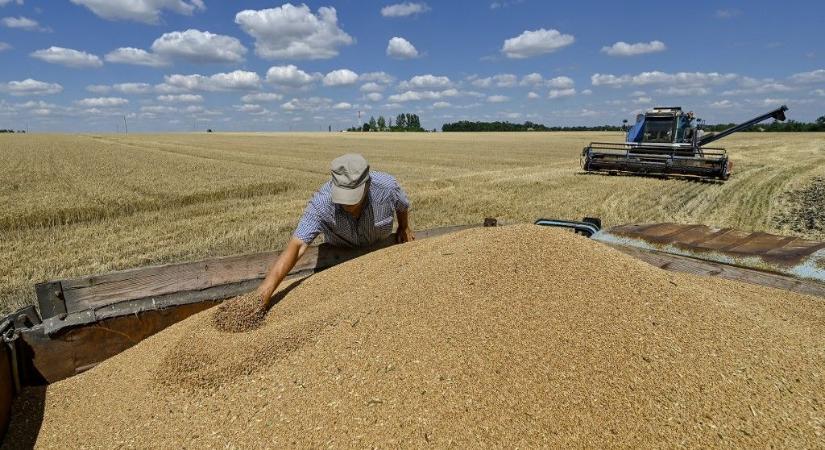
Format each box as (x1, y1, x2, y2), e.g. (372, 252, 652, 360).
(330, 153, 370, 205)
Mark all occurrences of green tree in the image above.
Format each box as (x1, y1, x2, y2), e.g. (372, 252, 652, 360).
(396, 114, 406, 129)
(409, 114, 421, 130)
(369, 116, 377, 131)
(377, 116, 386, 130)
(362, 122, 371, 132)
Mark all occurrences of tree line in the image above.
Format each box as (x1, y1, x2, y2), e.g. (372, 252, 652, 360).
(702, 116, 825, 132)
(442, 121, 625, 132)
(0, 129, 25, 133)
(442, 116, 825, 133)
(346, 113, 433, 132)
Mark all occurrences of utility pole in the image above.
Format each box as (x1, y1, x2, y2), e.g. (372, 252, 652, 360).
(123, 115, 128, 135)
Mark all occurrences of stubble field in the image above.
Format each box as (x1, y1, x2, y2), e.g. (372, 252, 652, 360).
(1, 131, 823, 314)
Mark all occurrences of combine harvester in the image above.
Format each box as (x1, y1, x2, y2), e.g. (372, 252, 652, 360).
(581, 105, 789, 180)
(1, 217, 824, 443)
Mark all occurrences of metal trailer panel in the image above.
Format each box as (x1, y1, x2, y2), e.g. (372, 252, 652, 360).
(0, 343, 13, 442)
(598, 223, 825, 282)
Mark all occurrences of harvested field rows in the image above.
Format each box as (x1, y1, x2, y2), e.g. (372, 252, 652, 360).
(10, 226, 825, 447)
(1, 132, 824, 313)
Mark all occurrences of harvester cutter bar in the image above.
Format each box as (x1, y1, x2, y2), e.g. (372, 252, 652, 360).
(583, 142, 729, 179)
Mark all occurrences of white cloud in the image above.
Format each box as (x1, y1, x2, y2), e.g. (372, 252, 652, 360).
(527, 91, 539, 99)
(487, 95, 509, 103)
(13, 100, 56, 110)
(141, 105, 177, 114)
(150, 29, 246, 64)
(548, 88, 576, 99)
(520, 73, 543, 86)
(433, 101, 451, 108)
(0, 42, 10, 52)
(2, 16, 48, 31)
(162, 70, 261, 92)
(581, 89, 592, 95)
(69, 0, 205, 24)
(235, 3, 353, 60)
(381, 2, 430, 17)
(0, 0, 24, 6)
(323, 69, 359, 86)
(360, 82, 385, 93)
(2, 78, 63, 96)
(388, 89, 458, 102)
(721, 79, 792, 96)
(233, 104, 268, 114)
(266, 65, 321, 87)
(601, 40, 666, 57)
(546, 76, 574, 89)
(87, 82, 153, 94)
(710, 100, 735, 109)
(814, 89, 825, 97)
(655, 86, 711, 96)
(114, 83, 153, 94)
(359, 72, 394, 84)
(492, 74, 517, 87)
(365, 92, 383, 102)
(789, 69, 825, 84)
(399, 74, 452, 90)
(591, 71, 738, 87)
(332, 102, 351, 110)
(633, 96, 652, 104)
(759, 98, 787, 107)
(158, 94, 203, 103)
(76, 97, 129, 107)
(519, 73, 574, 89)
(470, 77, 492, 88)
(280, 96, 332, 111)
(386, 36, 419, 59)
(501, 28, 574, 59)
(105, 47, 168, 67)
(241, 92, 284, 103)
(30, 46, 102, 68)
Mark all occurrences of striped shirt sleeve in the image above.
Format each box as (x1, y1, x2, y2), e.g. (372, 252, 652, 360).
(294, 196, 323, 244)
(393, 178, 411, 211)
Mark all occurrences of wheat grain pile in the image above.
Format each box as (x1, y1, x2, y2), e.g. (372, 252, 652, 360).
(20, 225, 825, 448)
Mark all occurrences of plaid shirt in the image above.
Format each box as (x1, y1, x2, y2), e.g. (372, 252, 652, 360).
(294, 171, 411, 247)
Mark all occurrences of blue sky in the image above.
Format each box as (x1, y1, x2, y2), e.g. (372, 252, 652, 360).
(0, 0, 823, 132)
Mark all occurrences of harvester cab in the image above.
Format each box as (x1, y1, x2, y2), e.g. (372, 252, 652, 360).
(626, 107, 697, 145)
(582, 105, 788, 180)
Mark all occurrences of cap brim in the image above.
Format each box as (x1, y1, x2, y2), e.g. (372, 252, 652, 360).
(331, 182, 366, 205)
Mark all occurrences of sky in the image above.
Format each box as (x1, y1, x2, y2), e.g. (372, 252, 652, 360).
(0, 0, 824, 132)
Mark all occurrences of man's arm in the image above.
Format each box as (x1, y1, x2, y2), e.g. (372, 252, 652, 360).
(256, 237, 310, 310)
(396, 208, 415, 243)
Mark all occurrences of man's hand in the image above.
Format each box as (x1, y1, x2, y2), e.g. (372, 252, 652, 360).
(255, 237, 309, 314)
(396, 226, 415, 243)
(396, 209, 414, 243)
(256, 282, 274, 312)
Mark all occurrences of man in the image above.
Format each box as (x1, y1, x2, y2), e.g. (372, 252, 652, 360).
(256, 153, 414, 310)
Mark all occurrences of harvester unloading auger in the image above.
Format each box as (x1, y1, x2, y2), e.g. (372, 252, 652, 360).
(581, 105, 788, 180)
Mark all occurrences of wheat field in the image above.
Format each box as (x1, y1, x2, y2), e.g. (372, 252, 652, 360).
(1, 132, 823, 314)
